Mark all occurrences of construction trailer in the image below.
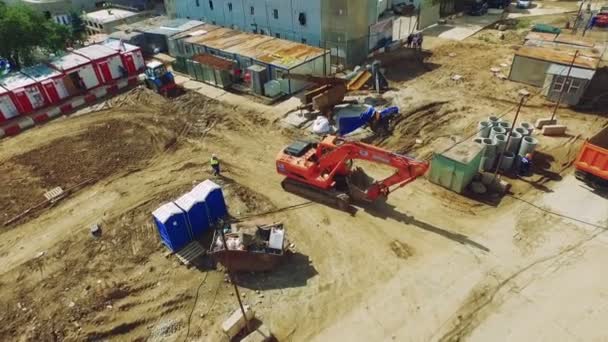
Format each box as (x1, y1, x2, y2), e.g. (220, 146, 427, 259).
(178, 25, 330, 96)
(0, 85, 19, 122)
(0, 72, 48, 115)
(509, 46, 599, 87)
(103, 40, 146, 75)
(543, 64, 596, 106)
(429, 140, 484, 194)
(21, 64, 70, 106)
(48, 53, 101, 92)
(74, 45, 126, 84)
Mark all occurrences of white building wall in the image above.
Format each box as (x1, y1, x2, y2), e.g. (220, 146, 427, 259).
(78, 64, 100, 89)
(108, 55, 125, 79)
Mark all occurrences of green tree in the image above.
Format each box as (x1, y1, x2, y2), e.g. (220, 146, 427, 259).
(0, 3, 72, 69)
(70, 11, 87, 44)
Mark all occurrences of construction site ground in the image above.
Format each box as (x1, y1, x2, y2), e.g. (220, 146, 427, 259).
(1, 15, 607, 342)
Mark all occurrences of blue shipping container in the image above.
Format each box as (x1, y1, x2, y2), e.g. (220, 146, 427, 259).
(152, 202, 192, 252)
(174, 192, 211, 239)
(192, 180, 227, 223)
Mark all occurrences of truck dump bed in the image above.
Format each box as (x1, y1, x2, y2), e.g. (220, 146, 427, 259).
(575, 126, 608, 181)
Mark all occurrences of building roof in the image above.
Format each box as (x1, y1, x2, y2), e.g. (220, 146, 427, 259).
(515, 46, 599, 70)
(0, 72, 37, 91)
(554, 33, 595, 48)
(103, 39, 140, 53)
(152, 202, 184, 223)
(168, 24, 221, 41)
(184, 26, 327, 69)
(20, 64, 62, 82)
(84, 8, 140, 24)
(116, 16, 205, 37)
(143, 19, 205, 37)
(108, 30, 144, 41)
(49, 53, 92, 71)
(74, 44, 119, 60)
(441, 140, 484, 164)
(547, 64, 596, 80)
(192, 54, 235, 70)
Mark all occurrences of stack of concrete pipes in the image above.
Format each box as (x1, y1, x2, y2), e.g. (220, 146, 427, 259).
(475, 116, 538, 172)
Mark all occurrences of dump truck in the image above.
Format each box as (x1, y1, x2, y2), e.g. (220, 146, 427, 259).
(574, 126, 608, 189)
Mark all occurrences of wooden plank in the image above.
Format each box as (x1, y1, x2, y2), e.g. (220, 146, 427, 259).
(347, 71, 372, 91)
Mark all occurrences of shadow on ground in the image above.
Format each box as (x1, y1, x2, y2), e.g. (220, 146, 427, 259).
(363, 201, 490, 252)
(231, 252, 318, 290)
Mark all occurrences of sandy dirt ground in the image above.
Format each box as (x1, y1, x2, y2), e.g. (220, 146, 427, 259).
(0, 13, 607, 342)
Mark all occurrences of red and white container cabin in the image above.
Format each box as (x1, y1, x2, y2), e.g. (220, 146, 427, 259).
(48, 53, 100, 92)
(74, 44, 125, 84)
(0, 85, 20, 122)
(21, 64, 70, 106)
(103, 40, 145, 75)
(0, 72, 48, 115)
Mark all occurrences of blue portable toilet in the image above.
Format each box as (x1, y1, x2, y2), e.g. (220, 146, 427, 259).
(152, 202, 191, 252)
(192, 180, 227, 223)
(174, 192, 211, 239)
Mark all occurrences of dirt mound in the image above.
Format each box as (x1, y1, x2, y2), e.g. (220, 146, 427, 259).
(0, 119, 161, 226)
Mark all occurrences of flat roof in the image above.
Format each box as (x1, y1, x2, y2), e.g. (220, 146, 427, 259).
(20, 64, 62, 82)
(168, 24, 221, 41)
(441, 140, 484, 164)
(103, 39, 140, 53)
(84, 8, 139, 23)
(554, 33, 595, 48)
(74, 44, 119, 60)
(0, 72, 37, 91)
(515, 46, 599, 70)
(116, 16, 205, 37)
(184, 25, 327, 69)
(49, 53, 92, 71)
(547, 64, 596, 79)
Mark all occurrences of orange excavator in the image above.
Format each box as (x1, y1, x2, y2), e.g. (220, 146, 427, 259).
(276, 135, 429, 210)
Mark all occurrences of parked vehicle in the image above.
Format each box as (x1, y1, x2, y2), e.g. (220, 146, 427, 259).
(144, 61, 181, 97)
(574, 126, 608, 190)
(517, 0, 532, 9)
(594, 7, 608, 28)
(488, 0, 511, 9)
(470, 0, 489, 15)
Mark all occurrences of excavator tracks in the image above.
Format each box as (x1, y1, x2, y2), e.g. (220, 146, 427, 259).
(281, 178, 352, 212)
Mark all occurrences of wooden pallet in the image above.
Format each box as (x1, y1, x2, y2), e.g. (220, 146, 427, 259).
(44, 187, 64, 202)
(175, 241, 206, 266)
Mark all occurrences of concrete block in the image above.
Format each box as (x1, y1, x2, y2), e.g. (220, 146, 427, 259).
(222, 306, 255, 339)
(535, 117, 557, 129)
(17, 117, 35, 130)
(241, 324, 272, 342)
(542, 124, 567, 136)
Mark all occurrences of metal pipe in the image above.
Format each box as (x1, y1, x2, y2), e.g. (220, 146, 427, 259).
(550, 50, 579, 122)
(493, 94, 528, 178)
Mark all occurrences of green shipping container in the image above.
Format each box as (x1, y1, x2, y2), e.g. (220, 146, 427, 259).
(429, 140, 484, 194)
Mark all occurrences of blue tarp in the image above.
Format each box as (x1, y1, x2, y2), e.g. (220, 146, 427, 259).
(336, 106, 399, 136)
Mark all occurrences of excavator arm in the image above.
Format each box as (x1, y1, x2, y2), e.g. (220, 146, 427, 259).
(316, 138, 429, 201)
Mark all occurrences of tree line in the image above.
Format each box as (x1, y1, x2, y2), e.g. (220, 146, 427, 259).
(0, 1, 87, 70)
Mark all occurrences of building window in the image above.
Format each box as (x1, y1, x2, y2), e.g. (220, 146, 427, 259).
(209, 0, 213, 10)
(273, 9, 278, 19)
(250, 6, 254, 15)
(228, 3, 232, 11)
(275, 33, 280, 38)
(301, 38, 307, 44)
(569, 79, 582, 93)
(553, 76, 583, 94)
(298, 12, 306, 26)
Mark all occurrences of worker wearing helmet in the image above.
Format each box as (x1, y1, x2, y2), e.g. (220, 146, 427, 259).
(210, 154, 221, 176)
(518, 152, 533, 176)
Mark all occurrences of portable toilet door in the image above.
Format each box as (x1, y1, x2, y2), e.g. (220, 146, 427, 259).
(174, 192, 211, 239)
(11, 89, 34, 114)
(192, 180, 227, 223)
(152, 202, 192, 252)
(123, 54, 137, 74)
(41, 80, 61, 104)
